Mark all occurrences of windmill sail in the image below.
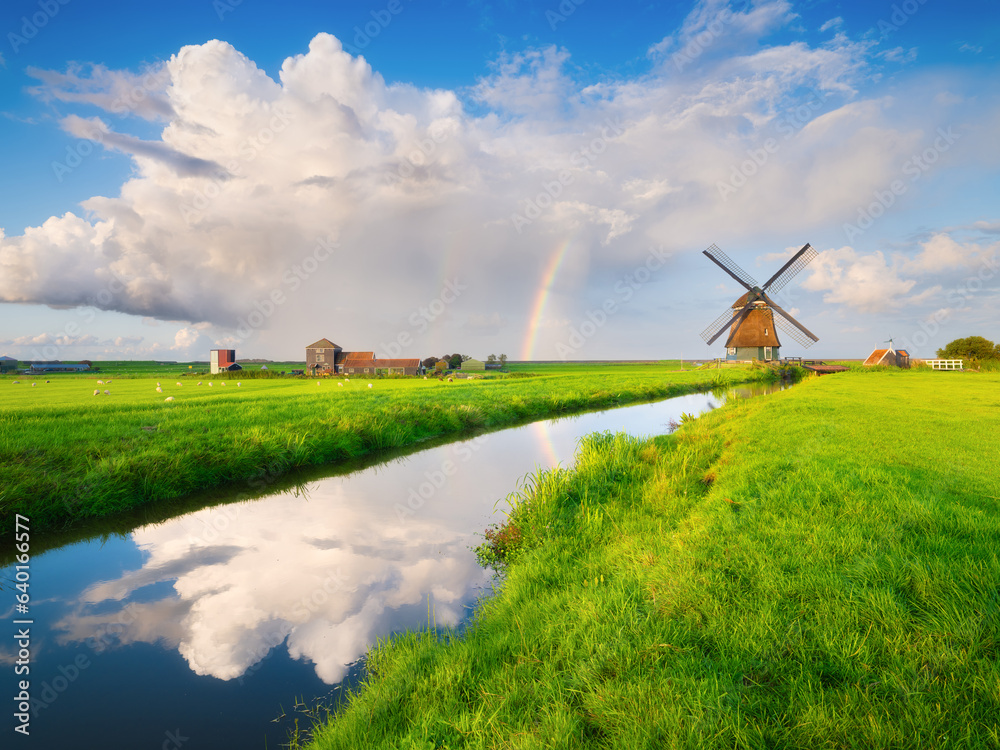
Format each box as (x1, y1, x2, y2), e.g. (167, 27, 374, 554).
(700, 242, 819, 354)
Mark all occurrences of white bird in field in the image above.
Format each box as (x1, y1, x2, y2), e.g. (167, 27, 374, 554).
(156, 387, 163, 393)
(368, 383, 373, 389)
(165, 396, 175, 402)
(93, 389, 99, 396)
(104, 389, 110, 395)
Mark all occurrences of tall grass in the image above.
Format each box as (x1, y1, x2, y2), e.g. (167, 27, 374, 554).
(304, 371, 1000, 749)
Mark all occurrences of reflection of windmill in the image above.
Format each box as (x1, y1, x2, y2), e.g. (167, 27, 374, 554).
(700, 243, 819, 362)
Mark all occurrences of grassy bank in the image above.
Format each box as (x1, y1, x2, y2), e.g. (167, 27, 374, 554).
(305, 370, 1000, 749)
(0, 364, 773, 539)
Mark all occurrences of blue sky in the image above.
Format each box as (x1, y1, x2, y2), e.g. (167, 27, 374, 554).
(1, 0, 998, 362)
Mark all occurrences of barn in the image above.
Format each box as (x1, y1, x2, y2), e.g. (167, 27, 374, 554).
(0, 355, 18, 373)
(210, 349, 241, 374)
(461, 358, 485, 371)
(28, 362, 91, 373)
(306, 339, 421, 375)
(863, 346, 910, 368)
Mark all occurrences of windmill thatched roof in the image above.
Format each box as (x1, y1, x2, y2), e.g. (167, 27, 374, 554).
(726, 307, 781, 348)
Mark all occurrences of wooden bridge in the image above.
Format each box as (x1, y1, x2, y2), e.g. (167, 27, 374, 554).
(787, 358, 850, 375)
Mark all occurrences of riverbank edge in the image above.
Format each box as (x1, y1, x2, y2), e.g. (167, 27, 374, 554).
(302, 370, 1000, 749)
(1, 366, 785, 544)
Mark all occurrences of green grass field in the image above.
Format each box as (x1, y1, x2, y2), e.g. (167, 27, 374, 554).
(0, 363, 774, 539)
(303, 370, 1000, 749)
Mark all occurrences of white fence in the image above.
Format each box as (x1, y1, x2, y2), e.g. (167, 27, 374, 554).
(923, 359, 963, 370)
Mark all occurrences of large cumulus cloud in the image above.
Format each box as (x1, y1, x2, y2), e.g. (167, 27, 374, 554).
(2, 0, 995, 358)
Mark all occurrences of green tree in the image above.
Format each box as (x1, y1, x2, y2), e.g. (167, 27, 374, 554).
(448, 354, 463, 369)
(487, 354, 497, 363)
(936, 336, 997, 360)
(421, 356, 439, 369)
(499, 353, 508, 367)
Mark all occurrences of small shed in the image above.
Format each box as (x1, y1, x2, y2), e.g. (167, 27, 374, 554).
(461, 358, 485, 371)
(0, 355, 18, 373)
(863, 347, 910, 368)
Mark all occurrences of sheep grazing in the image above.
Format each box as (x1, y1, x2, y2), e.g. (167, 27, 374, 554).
(208, 382, 213, 387)
(176, 382, 182, 386)
(155, 386, 163, 393)
(368, 383, 373, 389)
(12, 381, 18, 384)
(93, 389, 100, 396)
(46, 380, 50, 383)
(164, 396, 175, 402)
(97, 380, 104, 384)
(338, 382, 343, 387)
(221, 382, 226, 386)
(32, 383, 36, 387)
(447, 377, 453, 382)
(237, 382, 241, 387)
(104, 389, 110, 395)
(157, 382, 161, 387)
(198, 381, 203, 386)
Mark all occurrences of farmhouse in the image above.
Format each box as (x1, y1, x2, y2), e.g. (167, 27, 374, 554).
(210, 349, 242, 374)
(0, 355, 17, 373)
(306, 339, 421, 376)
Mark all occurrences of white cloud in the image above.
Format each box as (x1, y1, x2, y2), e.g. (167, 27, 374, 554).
(802, 246, 916, 312)
(820, 17, 844, 33)
(27, 62, 174, 120)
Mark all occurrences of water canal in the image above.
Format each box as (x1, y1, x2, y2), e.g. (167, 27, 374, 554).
(2, 381, 785, 749)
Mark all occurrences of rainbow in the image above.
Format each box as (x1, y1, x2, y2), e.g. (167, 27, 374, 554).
(520, 238, 575, 360)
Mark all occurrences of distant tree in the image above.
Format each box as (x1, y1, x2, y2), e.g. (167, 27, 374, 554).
(487, 354, 497, 363)
(422, 356, 439, 369)
(499, 353, 508, 367)
(937, 336, 997, 360)
(461, 354, 472, 362)
(435, 360, 449, 372)
(448, 354, 463, 369)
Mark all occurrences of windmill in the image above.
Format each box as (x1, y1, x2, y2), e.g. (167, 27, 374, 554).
(700, 243, 819, 362)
